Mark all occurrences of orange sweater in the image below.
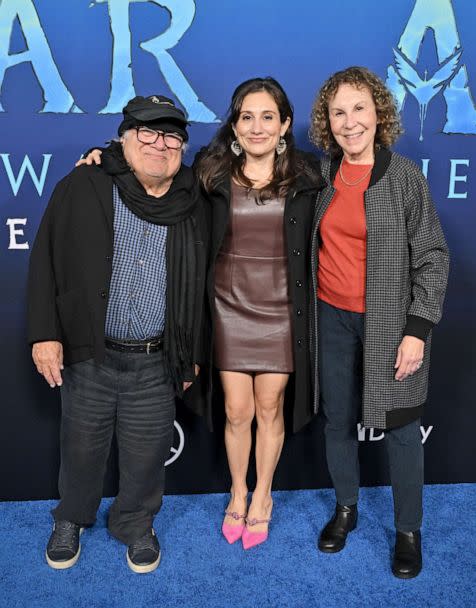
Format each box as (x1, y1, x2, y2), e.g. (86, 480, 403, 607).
(317, 160, 372, 313)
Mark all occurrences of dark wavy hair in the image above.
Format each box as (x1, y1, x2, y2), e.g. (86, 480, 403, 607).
(309, 66, 403, 157)
(196, 77, 309, 202)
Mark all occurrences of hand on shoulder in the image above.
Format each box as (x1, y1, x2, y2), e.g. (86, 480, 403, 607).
(75, 149, 103, 167)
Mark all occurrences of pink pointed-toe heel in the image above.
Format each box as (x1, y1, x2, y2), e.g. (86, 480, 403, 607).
(242, 516, 272, 550)
(222, 511, 246, 544)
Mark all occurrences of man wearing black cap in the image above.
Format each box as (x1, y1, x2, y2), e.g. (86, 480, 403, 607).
(27, 95, 207, 573)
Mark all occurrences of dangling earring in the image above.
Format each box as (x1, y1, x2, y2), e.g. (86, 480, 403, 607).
(231, 140, 243, 156)
(276, 136, 287, 155)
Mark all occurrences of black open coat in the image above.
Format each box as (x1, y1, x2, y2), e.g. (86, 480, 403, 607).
(27, 164, 208, 377)
(186, 153, 322, 432)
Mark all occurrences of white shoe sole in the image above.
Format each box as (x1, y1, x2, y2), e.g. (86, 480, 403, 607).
(127, 550, 161, 574)
(45, 527, 84, 570)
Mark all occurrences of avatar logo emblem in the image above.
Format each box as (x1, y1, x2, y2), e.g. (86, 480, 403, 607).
(386, 0, 476, 140)
(165, 420, 185, 466)
(392, 45, 461, 141)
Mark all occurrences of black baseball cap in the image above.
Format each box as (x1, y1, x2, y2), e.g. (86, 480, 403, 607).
(118, 95, 189, 141)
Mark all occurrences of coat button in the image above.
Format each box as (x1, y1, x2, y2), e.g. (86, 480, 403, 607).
(105, 255, 112, 261)
(289, 217, 297, 225)
(296, 309, 302, 316)
(296, 280, 302, 288)
(292, 248, 301, 256)
(297, 338, 303, 348)
(100, 290, 107, 298)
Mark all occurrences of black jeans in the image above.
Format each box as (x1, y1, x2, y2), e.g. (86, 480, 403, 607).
(318, 299, 424, 532)
(52, 348, 175, 544)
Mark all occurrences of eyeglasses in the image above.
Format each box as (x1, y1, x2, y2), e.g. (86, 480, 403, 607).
(135, 126, 184, 149)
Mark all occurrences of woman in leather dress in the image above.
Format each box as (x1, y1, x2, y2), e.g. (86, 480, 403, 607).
(195, 78, 321, 548)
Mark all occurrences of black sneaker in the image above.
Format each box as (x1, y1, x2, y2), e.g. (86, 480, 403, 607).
(127, 529, 161, 574)
(46, 520, 83, 569)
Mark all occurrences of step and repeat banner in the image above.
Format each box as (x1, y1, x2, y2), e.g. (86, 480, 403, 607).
(0, 0, 474, 500)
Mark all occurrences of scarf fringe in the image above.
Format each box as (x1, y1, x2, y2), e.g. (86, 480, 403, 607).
(164, 328, 194, 395)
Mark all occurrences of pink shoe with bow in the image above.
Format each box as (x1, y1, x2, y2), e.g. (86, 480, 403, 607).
(242, 516, 272, 550)
(222, 511, 246, 544)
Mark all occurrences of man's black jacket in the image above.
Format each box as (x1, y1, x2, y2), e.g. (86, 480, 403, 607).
(27, 164, 208, 369)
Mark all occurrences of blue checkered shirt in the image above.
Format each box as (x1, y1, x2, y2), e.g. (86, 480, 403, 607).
(105, 185, 168, 339)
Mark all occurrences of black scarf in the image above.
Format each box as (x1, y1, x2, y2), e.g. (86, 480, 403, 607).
(101, 141, 199, 392)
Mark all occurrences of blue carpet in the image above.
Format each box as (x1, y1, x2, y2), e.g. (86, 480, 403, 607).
(0, 485, 474, 608)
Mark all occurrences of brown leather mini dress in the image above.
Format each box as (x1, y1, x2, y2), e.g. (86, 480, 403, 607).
(214, 182, 294, 373)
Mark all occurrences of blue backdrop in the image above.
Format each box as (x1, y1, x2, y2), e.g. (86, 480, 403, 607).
(0, 0, 474, 500)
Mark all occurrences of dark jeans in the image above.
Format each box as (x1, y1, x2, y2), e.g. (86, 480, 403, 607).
(318, 299, 424, 532)
(52, 348, 175, 544)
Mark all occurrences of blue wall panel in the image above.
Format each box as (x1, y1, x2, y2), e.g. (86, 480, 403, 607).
(0, 0, 474, 499)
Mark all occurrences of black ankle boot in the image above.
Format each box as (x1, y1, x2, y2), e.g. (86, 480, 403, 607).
(318, 503, 358, 553)
(392, 530, 422, 579)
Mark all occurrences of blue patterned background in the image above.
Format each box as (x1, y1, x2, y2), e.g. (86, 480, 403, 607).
(0, 0, 474, 499)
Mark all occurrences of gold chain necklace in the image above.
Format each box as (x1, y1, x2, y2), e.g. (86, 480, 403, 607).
(339, 157, 374, 186)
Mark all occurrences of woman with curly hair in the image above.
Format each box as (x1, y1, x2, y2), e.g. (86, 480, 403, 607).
(309, 67, 449, 577)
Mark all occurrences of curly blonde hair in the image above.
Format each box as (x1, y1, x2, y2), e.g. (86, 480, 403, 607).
(309, 66, 402, 156)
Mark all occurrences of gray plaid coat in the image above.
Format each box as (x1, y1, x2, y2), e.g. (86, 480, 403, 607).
(310, 148, 449, 429)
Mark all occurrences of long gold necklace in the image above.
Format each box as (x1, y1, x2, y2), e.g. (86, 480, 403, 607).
(339, 157, 374, 186)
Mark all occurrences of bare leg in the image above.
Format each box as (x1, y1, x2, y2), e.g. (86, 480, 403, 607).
(220, 371, 255, 527)
(247, 372, 289, 534)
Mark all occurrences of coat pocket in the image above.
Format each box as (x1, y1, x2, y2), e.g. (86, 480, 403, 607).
(56, 288, 93, 348)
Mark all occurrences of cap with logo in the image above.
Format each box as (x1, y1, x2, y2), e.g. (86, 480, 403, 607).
(118, 95, 189, 141)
